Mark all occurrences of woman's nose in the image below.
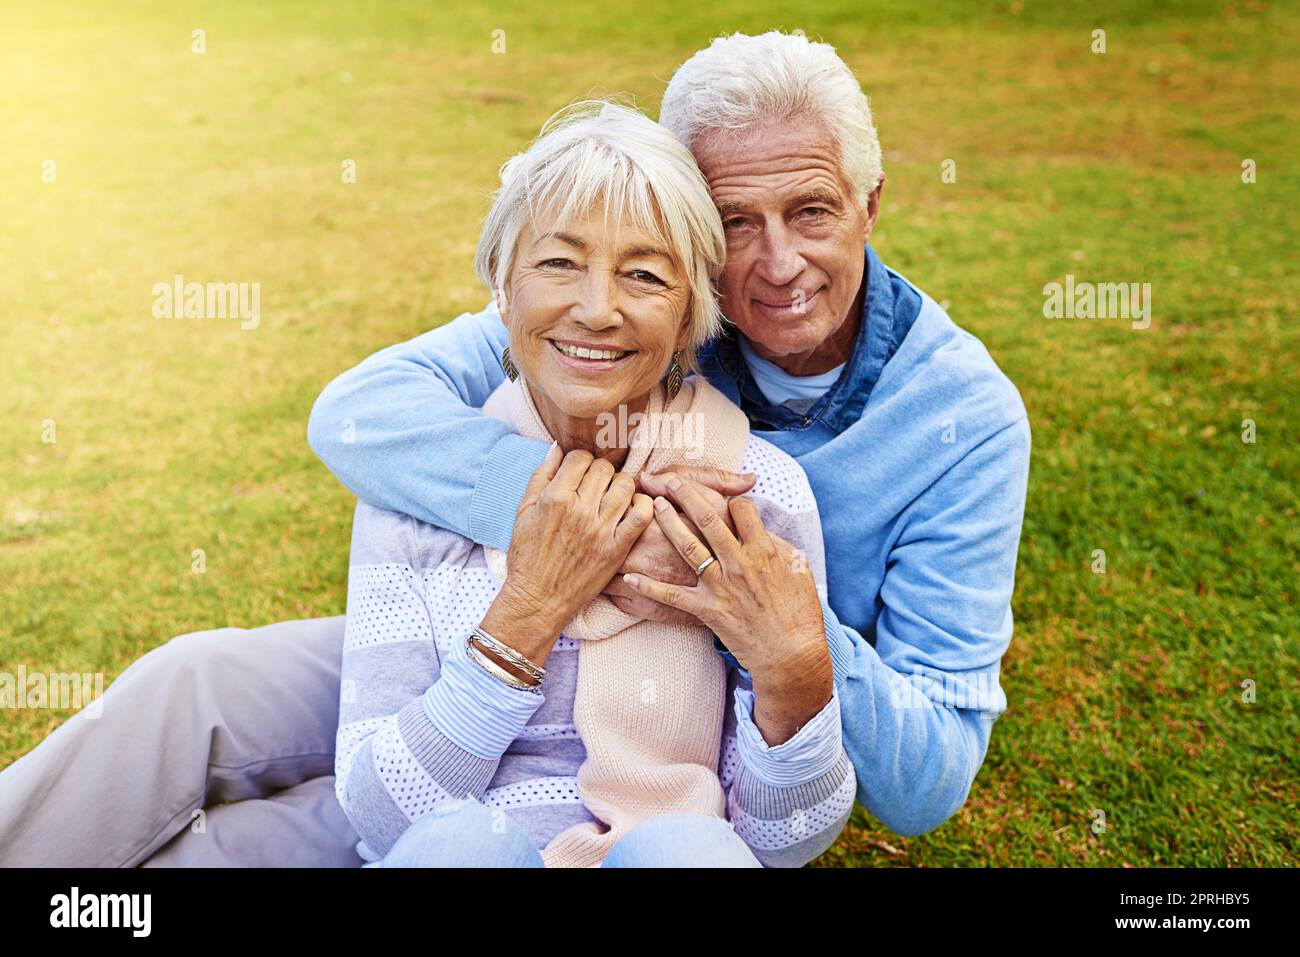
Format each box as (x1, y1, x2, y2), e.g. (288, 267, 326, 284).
(571, 271, 622, 329)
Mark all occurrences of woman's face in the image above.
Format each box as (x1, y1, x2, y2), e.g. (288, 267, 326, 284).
(501, 207, 693, 429)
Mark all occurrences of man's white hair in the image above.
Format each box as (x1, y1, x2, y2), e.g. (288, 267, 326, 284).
(659, 31, 883, 204)
(475, 100, 725, 372)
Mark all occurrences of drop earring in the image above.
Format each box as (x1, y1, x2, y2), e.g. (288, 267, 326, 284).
(501, 346, 519, 382)
(665, 351, 684, 402)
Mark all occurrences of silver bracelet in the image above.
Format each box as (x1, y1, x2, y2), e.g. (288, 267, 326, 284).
(465, 636, 542, 693)
(470, 626, 544, 680)
(469, 626, 546, 682)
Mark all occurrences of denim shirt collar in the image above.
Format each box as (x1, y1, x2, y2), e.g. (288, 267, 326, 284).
(700, 244, 901, 434)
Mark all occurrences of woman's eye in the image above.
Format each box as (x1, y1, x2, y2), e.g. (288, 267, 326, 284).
(540, 258, 574, 269)
(722, 218, 746, 230)
(629, 270, 664, 285)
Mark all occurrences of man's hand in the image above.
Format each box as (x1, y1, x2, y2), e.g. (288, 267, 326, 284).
(601, 466, 756, 624)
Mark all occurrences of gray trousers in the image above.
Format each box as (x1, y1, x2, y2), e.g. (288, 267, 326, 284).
(0, 617, 363, 867)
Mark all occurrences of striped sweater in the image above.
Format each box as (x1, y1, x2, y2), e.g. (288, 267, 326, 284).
(334, 433, 856, 867)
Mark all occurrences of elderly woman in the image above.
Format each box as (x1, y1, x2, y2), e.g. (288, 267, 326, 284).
(335, 101, 854, 867)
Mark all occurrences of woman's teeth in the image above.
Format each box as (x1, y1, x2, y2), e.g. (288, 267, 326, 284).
(552, 342, 630, 360)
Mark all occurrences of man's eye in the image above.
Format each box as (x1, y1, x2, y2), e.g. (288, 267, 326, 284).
(799, 207, 828, 218)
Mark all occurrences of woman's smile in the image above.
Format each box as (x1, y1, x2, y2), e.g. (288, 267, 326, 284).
(547, 337, 638, 373)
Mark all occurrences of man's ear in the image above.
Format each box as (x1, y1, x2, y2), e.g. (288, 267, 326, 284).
(860, 174, 885, 245)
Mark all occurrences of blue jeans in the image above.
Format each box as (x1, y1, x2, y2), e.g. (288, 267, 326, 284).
(378, 798, 762, 868)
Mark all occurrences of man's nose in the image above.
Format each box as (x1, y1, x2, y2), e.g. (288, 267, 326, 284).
(754, 223, 806, 288)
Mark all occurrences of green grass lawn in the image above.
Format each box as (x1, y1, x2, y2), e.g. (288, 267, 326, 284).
(1, 0, 1296, 866)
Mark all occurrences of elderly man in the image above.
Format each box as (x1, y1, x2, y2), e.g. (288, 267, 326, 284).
(0, 31, 1028, 867)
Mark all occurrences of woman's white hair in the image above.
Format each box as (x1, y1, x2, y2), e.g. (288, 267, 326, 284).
(659, 31, 883, 204)
(475, 99, 725, 373)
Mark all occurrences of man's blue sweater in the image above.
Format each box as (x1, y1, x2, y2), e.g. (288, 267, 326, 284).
(307, 245, 1031, 836)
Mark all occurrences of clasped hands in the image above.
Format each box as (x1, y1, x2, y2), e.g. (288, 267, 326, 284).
(605, 467, 828, 696)
(494, 448, 832, 743)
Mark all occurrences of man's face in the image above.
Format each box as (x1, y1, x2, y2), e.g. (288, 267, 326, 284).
(691, 121, 881, 369)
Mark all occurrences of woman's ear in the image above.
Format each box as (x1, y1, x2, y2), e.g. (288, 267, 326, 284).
(495, 285, 511, 328)
(673, 302, 694, 353)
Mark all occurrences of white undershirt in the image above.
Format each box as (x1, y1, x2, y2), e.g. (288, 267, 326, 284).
(737, 335, 846, 414)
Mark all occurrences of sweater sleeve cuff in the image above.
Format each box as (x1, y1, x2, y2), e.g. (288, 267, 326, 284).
(468, 433, 551, 551)
(421, 633, 544, 760)
(711, 634, 752, 682)
(820, 594, 857, 690)
(732, 686, 844, 788)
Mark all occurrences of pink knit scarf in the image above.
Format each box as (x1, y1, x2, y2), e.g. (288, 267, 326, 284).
(481, 373, 751, 867)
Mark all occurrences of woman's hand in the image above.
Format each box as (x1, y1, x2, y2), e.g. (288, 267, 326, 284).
(601, 468, 754, 625)
(621, 475, 832, 745)
(483, 444, 654, 657)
